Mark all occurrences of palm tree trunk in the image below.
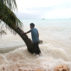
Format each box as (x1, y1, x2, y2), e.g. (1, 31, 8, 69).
(14, 27, 34, 54)
(0, 3, 34, 54)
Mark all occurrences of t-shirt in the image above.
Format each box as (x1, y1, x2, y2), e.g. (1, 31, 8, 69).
(31, 28, 39, 43)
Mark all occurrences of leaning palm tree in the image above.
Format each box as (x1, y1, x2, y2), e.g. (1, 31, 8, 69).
(0, 0, 34, 53)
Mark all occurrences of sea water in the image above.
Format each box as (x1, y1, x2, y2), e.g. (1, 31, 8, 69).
(0, 19, 71, 71)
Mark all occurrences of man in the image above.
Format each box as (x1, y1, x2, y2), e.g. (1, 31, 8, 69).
(25, 23, 41, 55)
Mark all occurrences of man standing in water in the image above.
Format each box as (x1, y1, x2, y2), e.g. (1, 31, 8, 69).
(25, 23, 41, 55)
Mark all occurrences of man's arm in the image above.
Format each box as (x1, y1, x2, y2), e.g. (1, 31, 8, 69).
(25, 30, 31, 34)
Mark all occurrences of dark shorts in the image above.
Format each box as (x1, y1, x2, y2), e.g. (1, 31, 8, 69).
(33, 42, 41, 54)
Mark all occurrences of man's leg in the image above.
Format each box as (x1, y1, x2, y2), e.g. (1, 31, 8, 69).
(34, 43, 41, 55)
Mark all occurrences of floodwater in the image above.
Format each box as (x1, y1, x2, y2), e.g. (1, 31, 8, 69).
(0, 19, 71, 71)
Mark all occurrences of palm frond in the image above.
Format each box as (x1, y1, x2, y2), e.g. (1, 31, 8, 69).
(0, 0, 17, 9)
(0, 2, 23, 32)
(0, 0, 23, 34)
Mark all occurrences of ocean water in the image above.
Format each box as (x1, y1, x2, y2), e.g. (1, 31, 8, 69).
(0, 19, 71, 71)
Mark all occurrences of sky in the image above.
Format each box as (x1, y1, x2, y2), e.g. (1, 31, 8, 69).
(15, 0, 71, 19)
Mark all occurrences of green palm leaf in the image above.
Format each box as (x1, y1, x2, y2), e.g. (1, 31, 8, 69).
(0, 0, 22, 30)
(0, 0, 17, 9)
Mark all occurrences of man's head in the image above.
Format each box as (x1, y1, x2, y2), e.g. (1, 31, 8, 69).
(30, 23, 35, 29)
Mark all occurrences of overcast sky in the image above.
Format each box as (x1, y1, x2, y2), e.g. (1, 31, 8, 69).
(15, 0, 71, 19)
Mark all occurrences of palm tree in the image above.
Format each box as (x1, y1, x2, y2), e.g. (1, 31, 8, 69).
(0, 0, 34, 53)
